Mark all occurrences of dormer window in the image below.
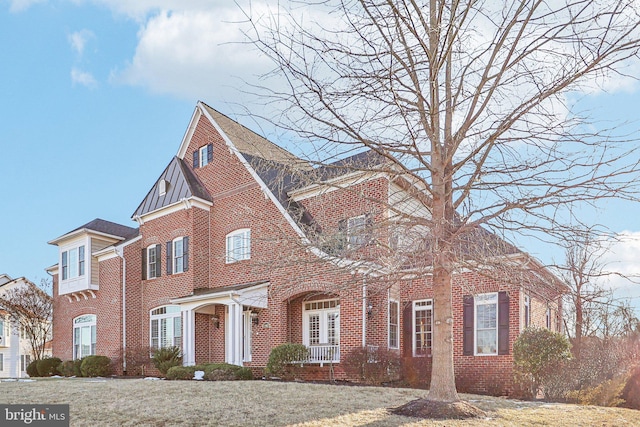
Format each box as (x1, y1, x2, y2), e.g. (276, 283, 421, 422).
(158, 179, 169, 196)
(62, 245, 85, 281)
(193, 144, 213, 168)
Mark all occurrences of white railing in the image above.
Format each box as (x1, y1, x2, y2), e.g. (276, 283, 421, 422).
(307, 344, 340, 364)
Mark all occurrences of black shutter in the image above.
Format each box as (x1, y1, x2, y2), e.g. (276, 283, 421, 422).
(166, 241, 173, 275)
(207, 144, 213, 163)
(498, 291, 510, 355)
(155, 244, 162, 278)
(193, 150, 199, 168)
(365, 213, 373, 243)
(337, 219, 347, 251)
(142, 248, 147, 280)
(403, 302, 413, 357)
(183, 236, 189, 271)
(463, 295, 474, 356)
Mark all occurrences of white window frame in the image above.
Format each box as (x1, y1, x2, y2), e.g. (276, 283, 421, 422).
(546, 307, 552, 330)
(388, 299, 399, 349)
(0, 317, 5, 346)
(61, 245, 85, 281)
(147, 245, 158, 279)
(73, 314, 96, 360)
(150, 306, 182, 350)
(347, 215, 367, 247)
(475, 292, 498, 356)
(173, 237, 185, 274)
(413, 299, 433, 356)
(199, 145, 209, 167)
(302, 299, 340, 347)
(226, 229, 251, 263)
(20, 354, 31, 372)
(523, 294, 531, 329)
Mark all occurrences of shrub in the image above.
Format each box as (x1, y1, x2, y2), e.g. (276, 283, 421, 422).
(80, 355, 112, 377)
(58, 360, 83, 377)
(513, 327, 572, 400)
(621, 366, 640, 409)
(26, 360, 40, 377)
(343, 346, 401, 385)
(265, 343, 308, 380)
(567, 374, 627, 407)
(151, 346, 182, 376)
(36, 357, 62, 376)
(166, 366, 197, 380)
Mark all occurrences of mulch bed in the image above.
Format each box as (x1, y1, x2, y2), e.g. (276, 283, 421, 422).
(391, 398, 488, 420)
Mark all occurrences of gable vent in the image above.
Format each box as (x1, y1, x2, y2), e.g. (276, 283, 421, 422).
(158, 179, 170, 196)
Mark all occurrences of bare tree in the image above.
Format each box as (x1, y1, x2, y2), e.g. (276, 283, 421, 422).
(244, 0, 640, 408)
(0, 279, 53, 361)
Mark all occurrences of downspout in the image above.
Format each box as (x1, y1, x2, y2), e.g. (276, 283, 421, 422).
(115, 247, 127, 374)
(362, 279, 367, 347)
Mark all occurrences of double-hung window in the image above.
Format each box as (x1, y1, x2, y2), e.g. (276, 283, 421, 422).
(150, 306, 182, 349)
(475, 293, 498, 355)
(193, 144, 213, 168)
(388, 300, 399, 349)
(413, 300, 433, 356)
(20, 354, 30, 372)
(73, 314, 96, 359)
(144, 245, 161, 280)
(61, 245, 85, 281)
(226, 229, 251, 263)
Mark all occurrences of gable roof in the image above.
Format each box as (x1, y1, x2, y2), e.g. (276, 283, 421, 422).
(48, 218, 138, 245)
(132, 156, 212, 219)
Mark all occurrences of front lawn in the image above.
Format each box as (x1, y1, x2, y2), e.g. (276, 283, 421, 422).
(1, 378, 639, 426)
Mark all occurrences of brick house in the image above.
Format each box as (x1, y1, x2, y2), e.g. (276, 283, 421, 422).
(47, 101, 565, 394)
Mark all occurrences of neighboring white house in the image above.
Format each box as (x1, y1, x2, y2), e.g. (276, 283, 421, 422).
(0, 274, 51, 378)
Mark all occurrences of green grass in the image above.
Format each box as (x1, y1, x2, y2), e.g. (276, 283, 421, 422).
(1, 378, 639, 426)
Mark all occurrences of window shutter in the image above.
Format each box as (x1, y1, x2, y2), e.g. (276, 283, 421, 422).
(402, 302, 413, 358)
(207, 143, 213, 163)
(463, 295, 474, 356)
(193, 150, 199, 168)
(183, 236, 189, 271)
(498, 291, 510, 355)
(141, 248, 147, 280)
(166, 241, 173, 275)
(155, 244, 162, 278)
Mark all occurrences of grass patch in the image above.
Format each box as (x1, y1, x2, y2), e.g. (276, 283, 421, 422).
(1, 378, 639, 426)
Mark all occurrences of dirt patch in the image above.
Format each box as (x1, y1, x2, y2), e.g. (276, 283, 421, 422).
(392, 398, 488, 420)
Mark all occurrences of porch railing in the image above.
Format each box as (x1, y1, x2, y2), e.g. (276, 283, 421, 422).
(292, 344, 340, 367)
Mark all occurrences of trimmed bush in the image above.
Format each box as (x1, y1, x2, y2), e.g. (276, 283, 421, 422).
(265, 343, 309, 379)
(166, 366, 197, 380)
(343, 347, 401, 385)
(165, 363, 254, 381)
(152, 346, 182, 376)
(36, 357, 62, 377)
(80, 355, 112, 377)
(513, 327, 572, 400)
(26, 360, 40, 377)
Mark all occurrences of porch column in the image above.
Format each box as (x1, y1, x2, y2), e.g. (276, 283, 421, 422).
(181, 309, 196, 366)
(226, 302, 243, 366)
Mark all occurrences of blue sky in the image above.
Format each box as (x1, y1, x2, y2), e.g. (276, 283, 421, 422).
(1, 1, 640, 310)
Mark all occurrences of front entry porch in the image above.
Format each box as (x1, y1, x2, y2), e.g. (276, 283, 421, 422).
(170, 281, 268, 367)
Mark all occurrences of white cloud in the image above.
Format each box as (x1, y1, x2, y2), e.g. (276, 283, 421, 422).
(68, 29, 94, 57)
(599, 231, 640, 291)
(71, 67, 98, 88)
(111, 6, 273, 104)
(6, 0, 45, 13)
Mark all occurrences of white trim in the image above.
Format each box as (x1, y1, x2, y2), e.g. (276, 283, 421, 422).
(225, 229, 251, 263)
(176, 107, 203, 160)
(288, 171, 385, 201)
(48, 229, 127, 246)
(133, 197, 212, 225)
(94, 235, 142, 262)
(170, 282, 269, 309)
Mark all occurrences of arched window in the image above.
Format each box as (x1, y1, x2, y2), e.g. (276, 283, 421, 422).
(73, 314, 96, 359)
(225, 229, 251, 263)
(150, 306, 182, 349)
